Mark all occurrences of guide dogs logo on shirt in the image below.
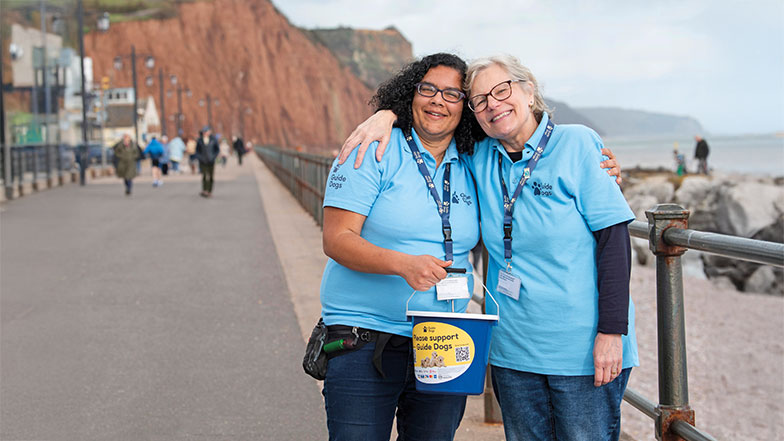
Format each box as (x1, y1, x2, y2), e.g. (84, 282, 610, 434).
(532, 181, 552, 197)
(451, 192, 473, 205)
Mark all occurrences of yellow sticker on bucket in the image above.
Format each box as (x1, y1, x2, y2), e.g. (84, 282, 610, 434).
(412, 321, 475, 384)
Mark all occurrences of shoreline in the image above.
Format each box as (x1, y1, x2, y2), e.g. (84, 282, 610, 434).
(623, 166, 784, 181)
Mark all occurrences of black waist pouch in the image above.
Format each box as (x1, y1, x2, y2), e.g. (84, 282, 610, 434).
(302, 319, 409, 380)
(302, 318, 328, 380)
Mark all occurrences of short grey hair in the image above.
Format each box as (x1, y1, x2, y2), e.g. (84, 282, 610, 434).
(464, 54, 550, 121)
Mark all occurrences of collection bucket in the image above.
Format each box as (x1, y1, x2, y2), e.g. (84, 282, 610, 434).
(406, 287, 499, 396)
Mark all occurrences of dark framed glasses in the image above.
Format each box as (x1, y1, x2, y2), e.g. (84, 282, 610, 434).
(468, 79, 525, 113)
(415, 82, 466, 103)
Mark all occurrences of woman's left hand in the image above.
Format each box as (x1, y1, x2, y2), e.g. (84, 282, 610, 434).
(593, 332, 623, 387)
(600, 147, 623, 185)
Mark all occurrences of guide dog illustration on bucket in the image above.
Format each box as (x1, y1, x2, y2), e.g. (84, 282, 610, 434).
(406, 268, 499, 395)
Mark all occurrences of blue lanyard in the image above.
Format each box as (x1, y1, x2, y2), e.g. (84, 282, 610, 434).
(405, 134, 453, 262)
(497, 120, 554, 268)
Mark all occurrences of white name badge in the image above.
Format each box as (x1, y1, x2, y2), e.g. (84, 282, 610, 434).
(497, 270, 521, 300)
(436, 275, 471, 301)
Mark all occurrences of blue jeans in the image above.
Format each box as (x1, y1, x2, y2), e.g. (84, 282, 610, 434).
(491, 365, 631, 441)
(323, 341, 466, 441)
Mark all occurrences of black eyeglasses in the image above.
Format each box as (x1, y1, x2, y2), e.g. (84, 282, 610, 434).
(415, 82, 466, 103)
(467, 79, 525, 113)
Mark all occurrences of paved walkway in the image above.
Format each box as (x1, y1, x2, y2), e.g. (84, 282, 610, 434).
(1, 157, 327, 440)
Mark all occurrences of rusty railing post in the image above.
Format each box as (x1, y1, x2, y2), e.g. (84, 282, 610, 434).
(646, 203, 695, 441)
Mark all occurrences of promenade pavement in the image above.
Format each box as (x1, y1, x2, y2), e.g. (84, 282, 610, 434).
(1, 157, 327, 440)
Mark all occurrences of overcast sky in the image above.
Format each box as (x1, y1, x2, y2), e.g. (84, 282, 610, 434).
(276, 0, 784, 136)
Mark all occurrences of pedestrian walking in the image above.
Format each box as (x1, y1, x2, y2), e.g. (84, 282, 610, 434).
(112, 133, 140, 196)
(144, 136, 165, 187)
(196, 126, 220, 197)
(160, 135, 170, 176)
(186, 135, 198, 175)
(233, 136, 246, 165)
(167, 134, 186, 174)
(694, 135, 710, 175)
(219, 135, 230, 168)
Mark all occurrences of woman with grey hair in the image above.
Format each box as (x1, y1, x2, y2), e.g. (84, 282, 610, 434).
(338, 54, 636, 441)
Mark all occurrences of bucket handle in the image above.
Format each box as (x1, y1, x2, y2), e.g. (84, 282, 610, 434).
(406, 272, 499, 318)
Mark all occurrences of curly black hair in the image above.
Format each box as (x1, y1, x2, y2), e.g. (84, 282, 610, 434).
(369, 53, 481, 154)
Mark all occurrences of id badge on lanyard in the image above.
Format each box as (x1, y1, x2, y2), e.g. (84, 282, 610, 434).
(496, 120, 554, 301)
(436, 271, 471, 301)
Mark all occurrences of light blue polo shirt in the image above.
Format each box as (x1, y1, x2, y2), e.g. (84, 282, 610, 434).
(321, 128, 481, 337)
(465, 112, 638, 376)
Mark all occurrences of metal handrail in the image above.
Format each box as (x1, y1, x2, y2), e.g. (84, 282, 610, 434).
(629, 220, 784, 267)
(671, 420, 719, 441)
(2, 143, 114, 200)
(255, 147, 782, 441)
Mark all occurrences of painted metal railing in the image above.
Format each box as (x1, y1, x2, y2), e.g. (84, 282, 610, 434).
(254, 146, 784, 441)
(255, 145, 333, 226)
(1, 144, 112, 200)
(625, 206, 783, 441)
(2, 144, 72, 199)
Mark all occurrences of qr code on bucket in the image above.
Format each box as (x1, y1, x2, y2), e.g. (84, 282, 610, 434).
(455, 346, 470, 363)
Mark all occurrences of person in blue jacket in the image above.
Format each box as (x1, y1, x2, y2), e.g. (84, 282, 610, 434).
(338, 54, 634, 441)
(143, 136, 165, 187)
(320, 53, 480, 441)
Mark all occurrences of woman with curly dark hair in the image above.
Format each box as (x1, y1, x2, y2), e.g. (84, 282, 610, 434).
(317, 53, 480, 440)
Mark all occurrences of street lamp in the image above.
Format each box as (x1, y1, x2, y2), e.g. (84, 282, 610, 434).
(112, 46, 154, 149)
(76, 0, 110, 185)
(198, 94, 220, 129)
(166, 74, 191, 137)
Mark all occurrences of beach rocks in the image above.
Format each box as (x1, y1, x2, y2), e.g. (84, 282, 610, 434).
(714, 181, 783, 237)
(622, 171, 784, 296)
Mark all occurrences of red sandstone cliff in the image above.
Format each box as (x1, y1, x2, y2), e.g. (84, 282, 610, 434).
(85, 0, 374, 152)
(305, 26, 413, 89)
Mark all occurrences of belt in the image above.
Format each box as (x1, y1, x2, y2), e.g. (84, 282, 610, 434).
(326, 325, 410, 378)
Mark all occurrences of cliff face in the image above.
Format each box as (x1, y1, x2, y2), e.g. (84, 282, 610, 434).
(305, 26, 413, 90)
(85, 0, 374, 151)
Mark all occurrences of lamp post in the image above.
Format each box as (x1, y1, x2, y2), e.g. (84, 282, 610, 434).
(41, 0, 53, 188)
(1, 49, 10, 200)
(167, 75, 190, 137)
(77, 0, 88, 185)
(199, 94, 219, 129)
(76, 0, 110, 186)
(112, 47, 154, 149)
(158, 69, 166, 136)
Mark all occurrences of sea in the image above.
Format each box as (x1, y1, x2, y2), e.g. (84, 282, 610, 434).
(602, 133, 784, 177)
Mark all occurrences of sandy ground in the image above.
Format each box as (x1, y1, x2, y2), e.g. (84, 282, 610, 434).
(250, 154, 784, 441)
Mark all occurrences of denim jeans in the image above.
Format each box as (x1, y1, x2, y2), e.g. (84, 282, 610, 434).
(323, 341, 466, 441)
(491, 365, 631, 441)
